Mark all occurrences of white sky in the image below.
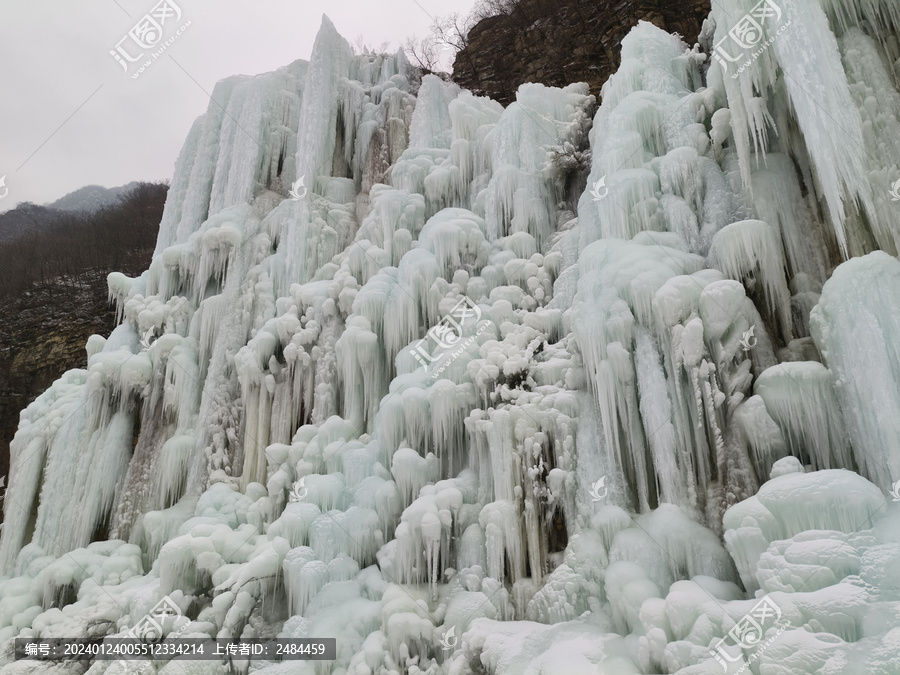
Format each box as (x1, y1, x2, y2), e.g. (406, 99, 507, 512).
(0, 0, 474, 212)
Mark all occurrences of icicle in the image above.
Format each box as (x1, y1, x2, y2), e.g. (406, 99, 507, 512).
(754, 362, 853, 472)
(709, 219, 793, 340)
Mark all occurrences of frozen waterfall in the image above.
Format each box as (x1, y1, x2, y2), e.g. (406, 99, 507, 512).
(1, 3, 900, 674)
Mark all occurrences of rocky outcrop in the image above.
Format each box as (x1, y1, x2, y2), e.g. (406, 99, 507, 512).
(452, 0, 711, 105)
(0, 275, 122, 490)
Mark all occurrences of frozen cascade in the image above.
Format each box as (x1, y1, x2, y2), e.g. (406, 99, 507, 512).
(754, 362, 853, 472)
(1, 3, 899, 674)
(809, 252, 900, 491)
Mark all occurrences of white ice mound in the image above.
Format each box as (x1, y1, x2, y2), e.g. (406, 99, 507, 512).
(723, 469, 886, 592)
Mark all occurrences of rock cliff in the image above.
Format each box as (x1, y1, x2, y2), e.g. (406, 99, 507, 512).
(452, 0, 711, 104)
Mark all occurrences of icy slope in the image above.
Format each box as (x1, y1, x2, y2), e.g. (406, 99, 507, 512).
(1, 3, 900, 674)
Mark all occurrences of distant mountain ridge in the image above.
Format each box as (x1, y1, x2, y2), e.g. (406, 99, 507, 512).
(45, 182, 141, 213)
(0, 181, 145, 243)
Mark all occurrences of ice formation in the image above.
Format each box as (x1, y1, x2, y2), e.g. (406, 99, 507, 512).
(2, 3, 900, 674)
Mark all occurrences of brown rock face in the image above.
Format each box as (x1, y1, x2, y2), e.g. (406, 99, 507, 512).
(0, 182, 166, 515)
(452, 0, 711, 105)
(0, 275, 122, 490)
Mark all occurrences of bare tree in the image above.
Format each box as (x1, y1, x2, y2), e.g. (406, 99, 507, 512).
(404, 11, 476, 77)
(431, 12, 473, 55)
(403, 0, 523, 80)
(470, 0, 518, 22)
(352, 34, 392, 56)
(404, 34, 441, 73)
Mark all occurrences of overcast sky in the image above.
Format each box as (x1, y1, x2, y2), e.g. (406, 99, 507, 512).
(0, 0, 475, 212)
